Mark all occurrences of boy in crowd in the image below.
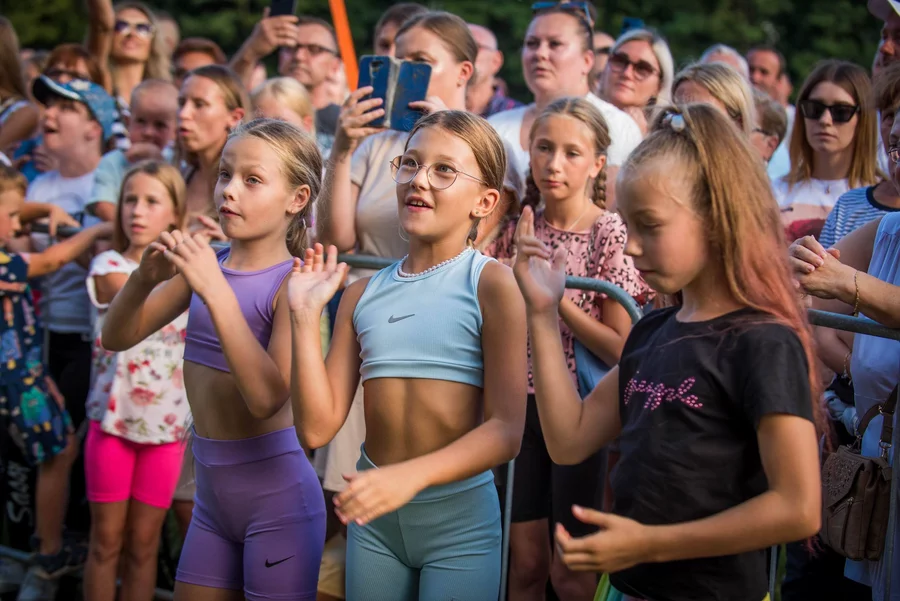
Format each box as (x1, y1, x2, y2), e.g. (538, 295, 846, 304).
(87, 79, 179, 222)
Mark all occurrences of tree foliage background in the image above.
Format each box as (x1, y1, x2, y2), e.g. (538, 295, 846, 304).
(4, 0, 883, 100)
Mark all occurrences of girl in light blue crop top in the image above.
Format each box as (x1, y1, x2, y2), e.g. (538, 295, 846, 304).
(100, 119, 327, 601)
(288, 107, 528, 601)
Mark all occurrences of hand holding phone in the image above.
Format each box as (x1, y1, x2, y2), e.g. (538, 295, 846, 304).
(269, 0, 296, 17)
(357, 56, 432, 132)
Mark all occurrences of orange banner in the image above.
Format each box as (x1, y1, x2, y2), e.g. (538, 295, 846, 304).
(329, 0, 358, 91)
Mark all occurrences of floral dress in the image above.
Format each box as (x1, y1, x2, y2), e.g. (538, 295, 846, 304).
(85, 251, 190, 444)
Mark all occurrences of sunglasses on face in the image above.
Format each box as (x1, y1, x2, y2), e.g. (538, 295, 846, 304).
(114, 19, 154, 38)
(799, 99, 859, 124)
(595, 46, 611, 56)
(531, 1, 594, 28)
(608, 52, 659, 81)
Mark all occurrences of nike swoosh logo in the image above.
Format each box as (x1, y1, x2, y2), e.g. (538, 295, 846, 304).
(265, 555, 294, 568)
(388, 314, 415, 323)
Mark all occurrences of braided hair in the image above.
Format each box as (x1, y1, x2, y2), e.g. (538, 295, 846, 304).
(522, 97, 611, 212)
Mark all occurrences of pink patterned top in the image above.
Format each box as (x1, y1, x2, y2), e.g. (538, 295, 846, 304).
(85, 251, 190, 444)
(486, 210, 653, 392)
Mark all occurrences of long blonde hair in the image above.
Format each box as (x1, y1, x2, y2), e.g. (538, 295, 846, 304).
(624, 104, 823, 435)
(787, 60, 879, 190)
(405, 110, 506, 244)
(673, 62, 757, 137)
(111, 2, 171, 84)
(0, 17, 28, 101)
(228, 118, 323, 256)
(523, 97, 611, 210)
(114, 161, 187, 253)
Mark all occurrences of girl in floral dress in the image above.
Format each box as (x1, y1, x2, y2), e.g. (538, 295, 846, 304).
(82, 160, 189, 601)
(485, 97, 652, 600)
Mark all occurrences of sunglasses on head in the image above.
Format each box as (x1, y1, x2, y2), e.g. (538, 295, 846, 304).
(531, 1, 594, 28)
(607, 52, 659, 81)
(114, 19, 154, 38)
(799, 99, 859, 124)
(44, 67, 91, 82)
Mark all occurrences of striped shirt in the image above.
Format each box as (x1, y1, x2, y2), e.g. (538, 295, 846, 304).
(819, 185, 900, 248)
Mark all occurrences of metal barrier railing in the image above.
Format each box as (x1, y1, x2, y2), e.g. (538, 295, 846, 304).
(3, 247, 898, 600)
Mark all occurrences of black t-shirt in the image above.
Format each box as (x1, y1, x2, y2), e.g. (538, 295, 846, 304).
(610, 306, 813, 601)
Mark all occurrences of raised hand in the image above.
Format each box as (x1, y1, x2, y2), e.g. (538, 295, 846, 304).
(158, 231, 227, 302)
(333, 87, 387, 156)
(139, 230, 183, 285)
(512, 206, 567, 314)
(244, 8, 300, 60)
(287, 243, 349, 314)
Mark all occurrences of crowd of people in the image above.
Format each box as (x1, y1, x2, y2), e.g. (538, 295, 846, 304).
(0, 0, 899, 600)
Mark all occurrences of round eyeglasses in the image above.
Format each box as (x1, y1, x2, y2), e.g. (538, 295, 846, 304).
(389, 157, 488, 190)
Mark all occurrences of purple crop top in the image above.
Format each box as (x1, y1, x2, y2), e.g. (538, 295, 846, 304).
(183, 247, 294, 373)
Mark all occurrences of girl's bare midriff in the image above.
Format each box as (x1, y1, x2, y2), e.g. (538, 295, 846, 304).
(184, 361, 294, 440)
(362, 378, 484, 466)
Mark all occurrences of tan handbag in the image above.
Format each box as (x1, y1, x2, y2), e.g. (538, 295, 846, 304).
(820, 385, 897, 561)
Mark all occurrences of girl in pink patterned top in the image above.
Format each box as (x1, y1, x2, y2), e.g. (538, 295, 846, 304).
(82, 161, 189, 601)
(485, 97, 651, 601)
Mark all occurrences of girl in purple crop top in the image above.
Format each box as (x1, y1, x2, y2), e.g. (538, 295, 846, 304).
(100, 119, 326, 601)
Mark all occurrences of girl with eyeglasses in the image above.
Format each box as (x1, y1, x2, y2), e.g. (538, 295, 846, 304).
(489, 5, 642, 209)
(774, 60, 879, 243)
(288, 110, 527, 601)
(598, 28, 674, 136)
(315, 14, 513, 546)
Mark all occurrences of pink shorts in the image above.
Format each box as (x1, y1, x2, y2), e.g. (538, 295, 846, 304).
(85, 421, 186, 509)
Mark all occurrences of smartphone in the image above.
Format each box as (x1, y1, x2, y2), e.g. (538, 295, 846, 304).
(389, 62, 432, 132)
(269, 0, 296, 17)
(357, 56, 432, 132)
(358, 56, 394, 129)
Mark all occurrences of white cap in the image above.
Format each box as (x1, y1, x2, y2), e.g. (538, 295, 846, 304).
(869, 0, 900, 21)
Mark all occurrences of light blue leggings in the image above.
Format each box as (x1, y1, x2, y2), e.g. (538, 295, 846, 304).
(345, 447, 501, 601)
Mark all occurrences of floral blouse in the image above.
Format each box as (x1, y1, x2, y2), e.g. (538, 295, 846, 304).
(486, 210, 653, 392)
(85, 251, 190, 444)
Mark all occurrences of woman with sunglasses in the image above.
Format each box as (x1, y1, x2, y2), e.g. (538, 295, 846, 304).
(597, 28, 674, 136)
(774, 60, 879, 242)
(489, 4, 641, 209)
(86, 0, 170, 126)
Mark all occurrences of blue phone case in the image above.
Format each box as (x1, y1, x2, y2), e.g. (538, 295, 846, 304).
(357, 56, 431, 132)
(390, 62, 431, 132)
(358, 56, 393, 129)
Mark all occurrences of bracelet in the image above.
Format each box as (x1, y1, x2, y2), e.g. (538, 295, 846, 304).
(852, 270, 860, 317)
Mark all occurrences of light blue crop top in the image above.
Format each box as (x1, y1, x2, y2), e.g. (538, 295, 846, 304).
(353, 248, 493, 387)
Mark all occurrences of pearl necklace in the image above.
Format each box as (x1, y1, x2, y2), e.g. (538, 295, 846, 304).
(397, 247, 473, 278)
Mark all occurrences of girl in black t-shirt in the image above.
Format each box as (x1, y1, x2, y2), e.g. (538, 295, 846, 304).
(512, 104, 824, 601)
